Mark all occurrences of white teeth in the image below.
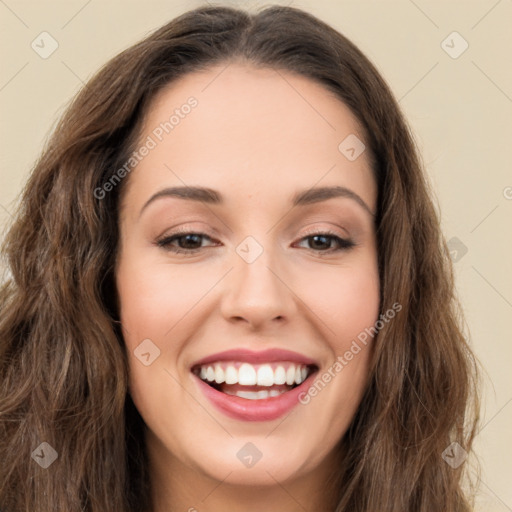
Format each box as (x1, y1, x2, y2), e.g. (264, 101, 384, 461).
(223, 388, 288, 399)
(225, 365, 238, 385)
(214, 365, 225, 384)
(286, 366, 296, 385)
(256, 365, 274, 386)
(238, 363, 257, 385)
(274, 366, 286, 385)
(196, 361, 313, 388)
(235, 390, 260, 400)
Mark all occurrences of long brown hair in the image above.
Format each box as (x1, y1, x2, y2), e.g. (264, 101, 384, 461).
(0, 5, 479, 511)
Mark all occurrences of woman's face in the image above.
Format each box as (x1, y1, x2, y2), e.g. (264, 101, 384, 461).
(116, 62, 379, 490)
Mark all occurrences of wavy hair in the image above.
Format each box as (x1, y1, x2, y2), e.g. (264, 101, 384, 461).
(0, 5, 479, 511)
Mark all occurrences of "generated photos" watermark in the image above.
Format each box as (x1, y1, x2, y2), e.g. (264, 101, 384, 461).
(299, 302, 402, 405)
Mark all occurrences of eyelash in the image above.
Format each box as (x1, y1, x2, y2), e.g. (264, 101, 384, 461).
(155, 228, 356, 255)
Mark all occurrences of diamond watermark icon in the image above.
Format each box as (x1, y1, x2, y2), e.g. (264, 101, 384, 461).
(236, 236, 264, 264)
(447, 237, 468, 263)
(441, 31, 469, 59)
(442, 441, 467, 469)
(31, 31, 59, 59)
(134, 338, 161, 366)
(237, 442, 263, 468)
(31, 442, 58, 469)
(338, 134, 366, 161)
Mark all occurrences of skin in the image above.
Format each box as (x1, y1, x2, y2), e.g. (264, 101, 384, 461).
(115, 61, 380, 512)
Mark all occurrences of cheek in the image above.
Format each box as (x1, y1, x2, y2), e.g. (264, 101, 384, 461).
(116, 252, 198, 431)
(115, 250, 215, 345)
(293, 257, 380, 346)
(115, 250, 227, 413)
(331, 269, 380, 340)
(294, 263, 379, 440)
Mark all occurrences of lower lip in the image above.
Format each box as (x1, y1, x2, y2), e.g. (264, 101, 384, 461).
(193, 373, 316, 422)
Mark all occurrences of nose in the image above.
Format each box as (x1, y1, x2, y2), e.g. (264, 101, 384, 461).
(220, 248, 297, 330)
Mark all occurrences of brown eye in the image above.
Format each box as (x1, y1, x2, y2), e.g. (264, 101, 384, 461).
(296, 232, 355, 252)
(156, 232, 217, 254)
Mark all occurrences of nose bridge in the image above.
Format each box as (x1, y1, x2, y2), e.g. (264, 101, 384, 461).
(220, 235, 295, 326)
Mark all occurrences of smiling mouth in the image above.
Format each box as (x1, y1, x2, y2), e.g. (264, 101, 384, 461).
(191, 361, 318, 400)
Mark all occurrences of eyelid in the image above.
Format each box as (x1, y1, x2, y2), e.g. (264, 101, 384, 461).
(298, 225, 349, 239)
(155, 227, 219, 250)
(296, 220, 351, 238)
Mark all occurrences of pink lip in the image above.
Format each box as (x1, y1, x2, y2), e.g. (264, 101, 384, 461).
(190, 348, 318, 368)
(193, 371, 317, 422)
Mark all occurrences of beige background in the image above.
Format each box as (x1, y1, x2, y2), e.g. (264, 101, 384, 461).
(1, 0, 511, 509)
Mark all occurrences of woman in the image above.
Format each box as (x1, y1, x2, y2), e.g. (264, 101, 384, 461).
(0, 4, 479, 511)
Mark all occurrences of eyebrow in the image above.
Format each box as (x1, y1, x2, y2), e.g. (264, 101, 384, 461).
(139, 185, 374, 218)
(292, 186, 374, 216)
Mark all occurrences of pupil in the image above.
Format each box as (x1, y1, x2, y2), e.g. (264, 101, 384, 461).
(311, 235, 329, 249)
(182, 234, 201, 248)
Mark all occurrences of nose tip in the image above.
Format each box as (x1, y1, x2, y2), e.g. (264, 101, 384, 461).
(220, 256, 295, 329)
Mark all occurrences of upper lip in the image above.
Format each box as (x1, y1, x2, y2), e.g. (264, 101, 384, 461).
(190, 348, 319, 369)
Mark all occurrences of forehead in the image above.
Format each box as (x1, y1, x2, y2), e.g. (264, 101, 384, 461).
(120, 62, 375, 217)
(146, 61, 367, 146)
